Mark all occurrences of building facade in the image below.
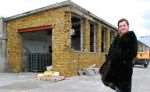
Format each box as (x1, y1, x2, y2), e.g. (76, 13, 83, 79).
(4, 1, 117, 76)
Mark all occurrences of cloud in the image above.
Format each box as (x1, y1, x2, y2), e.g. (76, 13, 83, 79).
(142, 11, 150, 29)
(0, 0, 64, 17)
(72, 0, 150, 37)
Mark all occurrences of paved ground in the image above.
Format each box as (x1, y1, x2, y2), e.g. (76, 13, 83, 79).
(0, 65, 149, 92)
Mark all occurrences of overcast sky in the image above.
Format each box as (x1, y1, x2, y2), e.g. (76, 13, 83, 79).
(0, 0, 150, 38)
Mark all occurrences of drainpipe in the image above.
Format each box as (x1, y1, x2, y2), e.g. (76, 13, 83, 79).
(0, 17, 7, 72)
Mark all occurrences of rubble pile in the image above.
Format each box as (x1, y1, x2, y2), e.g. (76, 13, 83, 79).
(78, 64, 99, 76)
(37, 66, 65, 81)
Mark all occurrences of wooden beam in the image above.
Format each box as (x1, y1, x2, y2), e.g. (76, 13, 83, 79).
(18, 25, 52, 33)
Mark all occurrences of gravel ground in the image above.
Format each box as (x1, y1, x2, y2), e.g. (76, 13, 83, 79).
(0, 65, 149, 92)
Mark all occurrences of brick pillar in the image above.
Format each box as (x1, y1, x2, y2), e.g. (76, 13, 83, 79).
(53, 11, 78, 77)
(83, 19, 90, 52)
(97, 23, 102, 52)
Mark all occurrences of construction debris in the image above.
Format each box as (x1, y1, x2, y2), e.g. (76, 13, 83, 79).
(36, 66, 65, 81)
(46, 66, 53, 71)
(78, 64, 99, 76)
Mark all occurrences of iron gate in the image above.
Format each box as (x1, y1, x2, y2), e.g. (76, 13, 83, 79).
(27, 53, 51, 72)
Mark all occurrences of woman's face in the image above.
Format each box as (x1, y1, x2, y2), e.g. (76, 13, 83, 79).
(118, 21, 129, 35)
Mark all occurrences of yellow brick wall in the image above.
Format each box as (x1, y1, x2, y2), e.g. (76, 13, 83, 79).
(83, 19, 90, 52)
(7, 7, 68, 73)
(57, 18, 106, 76)
(6, 6, 108, 76)
(97, 23, 102, 52)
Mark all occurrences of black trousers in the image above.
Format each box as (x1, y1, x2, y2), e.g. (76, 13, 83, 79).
(115, 80, 131, 92)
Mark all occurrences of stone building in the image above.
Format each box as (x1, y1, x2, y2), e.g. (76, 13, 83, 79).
(1, 1, 121, 76)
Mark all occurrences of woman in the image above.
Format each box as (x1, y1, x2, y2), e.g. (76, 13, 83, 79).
(100, 18, 138, 92)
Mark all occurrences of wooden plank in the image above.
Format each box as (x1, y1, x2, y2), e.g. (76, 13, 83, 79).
(18, 25, 52, 33)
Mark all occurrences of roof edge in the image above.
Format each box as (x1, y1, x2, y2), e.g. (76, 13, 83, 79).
(5, 0, 118, 30)
(5, 0, 71, 21)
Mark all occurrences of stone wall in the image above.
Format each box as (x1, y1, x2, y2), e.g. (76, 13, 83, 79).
(6, 6, 110, 76)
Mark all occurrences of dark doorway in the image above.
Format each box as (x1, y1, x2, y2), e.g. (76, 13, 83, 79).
(19, 26, 52, 72)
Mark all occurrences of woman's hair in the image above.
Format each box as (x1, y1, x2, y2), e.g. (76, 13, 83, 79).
(117, 18, 129, 27)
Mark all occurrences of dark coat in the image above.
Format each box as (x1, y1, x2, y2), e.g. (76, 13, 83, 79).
(100, 31, 138, 90)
